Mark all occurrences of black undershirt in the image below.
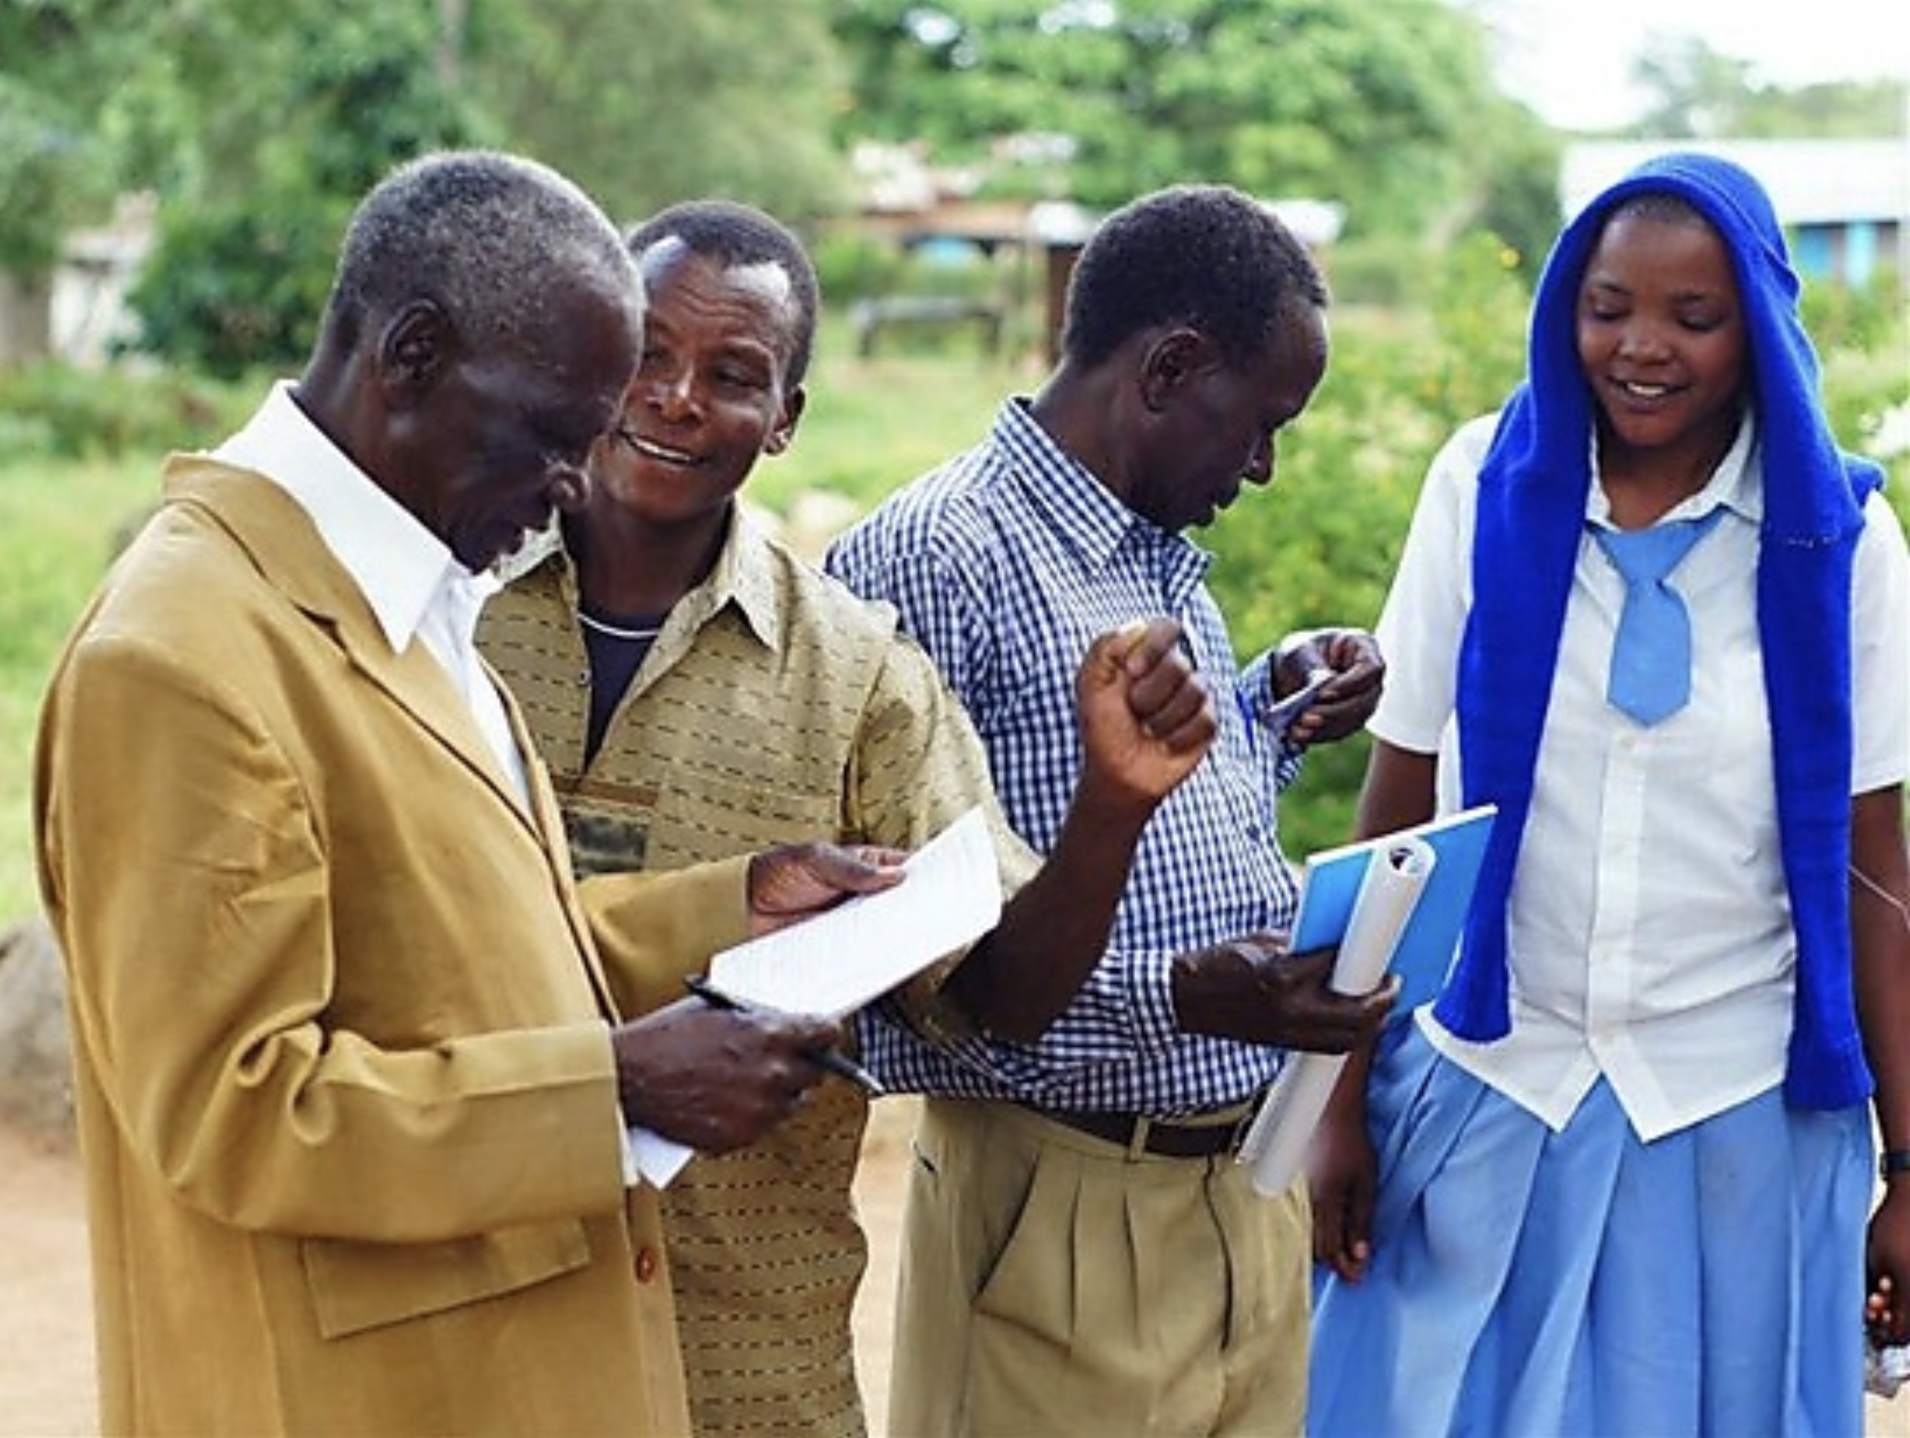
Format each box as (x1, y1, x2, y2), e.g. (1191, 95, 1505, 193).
(578, 606, 666, 763)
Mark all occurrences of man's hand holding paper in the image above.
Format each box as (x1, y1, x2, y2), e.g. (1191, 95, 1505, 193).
(712, 807, 1000, 1019)
(1170, 937, 1399, 1052)
(613, 997, 846, 1156)
(745, 840, 909, 937)
(611, 838, 910, 1185)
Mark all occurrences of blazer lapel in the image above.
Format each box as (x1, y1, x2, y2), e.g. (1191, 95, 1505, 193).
(166, 458, 624, 1019)
(340, 629, 542, 825)
(166, 460, 538, 834)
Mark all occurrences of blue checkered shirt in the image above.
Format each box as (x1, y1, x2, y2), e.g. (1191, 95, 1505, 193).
(827, 398, 1305, 1114)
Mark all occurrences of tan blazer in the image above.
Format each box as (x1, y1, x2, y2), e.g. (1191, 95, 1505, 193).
(34, 458, 748, 1436)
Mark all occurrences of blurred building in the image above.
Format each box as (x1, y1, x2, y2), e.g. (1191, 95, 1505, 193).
(846, 139, 1346, 361)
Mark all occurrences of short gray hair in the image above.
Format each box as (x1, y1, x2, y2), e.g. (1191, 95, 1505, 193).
(320, 150, 640, 355)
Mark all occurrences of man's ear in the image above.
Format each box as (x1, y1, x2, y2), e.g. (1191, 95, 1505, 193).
(763, 385, 807, 456)
(378, 301, 454, 398)
(1137, 327, 1215, 412)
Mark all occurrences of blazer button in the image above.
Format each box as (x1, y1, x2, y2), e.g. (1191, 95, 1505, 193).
(634, 1245, 659, 1284)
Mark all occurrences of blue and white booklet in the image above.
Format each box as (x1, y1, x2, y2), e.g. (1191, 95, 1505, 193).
(1238, 803, 1497, 1196)
(1288, 802, 1498, 1012)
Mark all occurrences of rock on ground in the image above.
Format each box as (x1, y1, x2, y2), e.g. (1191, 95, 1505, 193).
(0, 915, 74, 1141)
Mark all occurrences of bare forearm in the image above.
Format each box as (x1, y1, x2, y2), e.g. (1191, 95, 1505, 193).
(1355, 740, 1437, 840)
(1852, 788, 1910, 1152)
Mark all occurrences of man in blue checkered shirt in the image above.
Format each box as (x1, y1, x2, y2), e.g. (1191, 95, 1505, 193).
(827, 184, 1396, 1437)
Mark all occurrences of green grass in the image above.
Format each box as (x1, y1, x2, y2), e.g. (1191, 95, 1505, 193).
(756, 334, 1039, 515)
(0, 455, 167, 925)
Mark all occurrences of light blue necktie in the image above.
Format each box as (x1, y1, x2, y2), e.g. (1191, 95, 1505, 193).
(1590, 509, 1724, 726)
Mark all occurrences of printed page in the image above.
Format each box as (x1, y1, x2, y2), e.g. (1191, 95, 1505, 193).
(708, 805, 1001, 1018)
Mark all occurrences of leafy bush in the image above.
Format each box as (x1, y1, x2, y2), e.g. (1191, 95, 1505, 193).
(1803, 272, 1905, 356)
(1204, 238, 1530, 850)
(1809, 275, 1910, 500)
(811, 229, 910, 306)
(127, 198, 340, 379)
(1321, 233, 1424, 309)
(0, 360, 256, 459)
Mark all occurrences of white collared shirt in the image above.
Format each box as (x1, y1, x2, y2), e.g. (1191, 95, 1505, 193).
(214, 382, 529, 807)
(210, 385, 694, 1186)
(1373, 410, 1910, 1141)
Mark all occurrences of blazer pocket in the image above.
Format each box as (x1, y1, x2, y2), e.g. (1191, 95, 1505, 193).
(302, 1217, 591, 1340)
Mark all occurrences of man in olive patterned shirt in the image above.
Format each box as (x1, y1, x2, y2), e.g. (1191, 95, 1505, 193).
(479, 199, 1212, 1436)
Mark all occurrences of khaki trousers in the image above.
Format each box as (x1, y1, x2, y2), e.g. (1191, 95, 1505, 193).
(887, 1096, 1309, 1438)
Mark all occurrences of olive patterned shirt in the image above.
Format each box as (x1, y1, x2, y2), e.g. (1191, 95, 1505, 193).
(478, 510, 1033, 1438)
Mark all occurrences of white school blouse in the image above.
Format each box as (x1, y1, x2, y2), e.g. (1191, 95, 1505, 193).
(1372, 410, 1910, 1141)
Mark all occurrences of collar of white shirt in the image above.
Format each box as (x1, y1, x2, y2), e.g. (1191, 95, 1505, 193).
(212, 381, 526, 803)
(214, 380, 482, 652)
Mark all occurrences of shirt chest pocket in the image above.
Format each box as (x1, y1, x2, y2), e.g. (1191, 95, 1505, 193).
(642, 770, 848, 867)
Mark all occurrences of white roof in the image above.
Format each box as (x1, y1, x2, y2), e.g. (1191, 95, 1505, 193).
(1560, 138, 1909, 225)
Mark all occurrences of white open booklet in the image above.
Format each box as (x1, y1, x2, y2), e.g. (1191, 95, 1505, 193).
(707, 804, 1002, 1018)
(635, 805, 1003, 1186)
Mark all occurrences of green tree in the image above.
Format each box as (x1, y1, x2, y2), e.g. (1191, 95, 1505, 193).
(1630, 36, 1908, 140)
(0, 78, 97, 280)
(0, 0, 153, 359)
(462, 0, 851, 228)
(122, 4, 488, 375)
(0, 1, 142, 278)
(830, 0, 1507, 240)
(5, 0, 850, 373)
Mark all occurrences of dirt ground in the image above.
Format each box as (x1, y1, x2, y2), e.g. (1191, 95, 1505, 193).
(0, 1099, 916, 1438)
(0, 1121, 92, 1437)
(6, 1097, 1909, 1437)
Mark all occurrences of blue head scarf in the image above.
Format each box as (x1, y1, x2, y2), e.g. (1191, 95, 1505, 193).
(1433, 150, 1883, 1109)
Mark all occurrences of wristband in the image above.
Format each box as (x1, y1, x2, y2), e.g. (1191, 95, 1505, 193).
(1880, 1149, 1910, 1181)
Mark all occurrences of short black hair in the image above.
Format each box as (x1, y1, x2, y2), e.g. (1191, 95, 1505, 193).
(624, 200, 821, 391)
(1061, 184, 1328, 370)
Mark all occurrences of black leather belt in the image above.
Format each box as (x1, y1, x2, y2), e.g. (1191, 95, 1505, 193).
(1032, 1106, 1254, 1159)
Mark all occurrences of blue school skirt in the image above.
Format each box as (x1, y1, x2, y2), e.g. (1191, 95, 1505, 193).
(1308, 1017, 1872, 1437)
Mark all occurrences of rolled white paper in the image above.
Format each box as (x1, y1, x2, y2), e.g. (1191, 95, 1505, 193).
(1237, 835, 1435, 1196)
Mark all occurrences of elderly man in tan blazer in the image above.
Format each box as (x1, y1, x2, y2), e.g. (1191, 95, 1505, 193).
(32, 151, 904, 1437)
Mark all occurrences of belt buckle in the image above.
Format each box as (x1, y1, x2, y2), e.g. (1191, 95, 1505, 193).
(1221, 1110, 1251, 1159)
